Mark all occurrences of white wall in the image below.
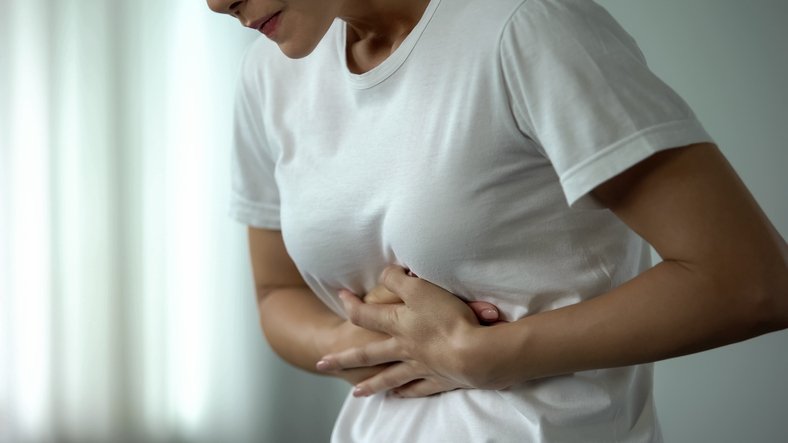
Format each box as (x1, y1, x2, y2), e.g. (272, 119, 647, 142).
(596, 1, 788, 442)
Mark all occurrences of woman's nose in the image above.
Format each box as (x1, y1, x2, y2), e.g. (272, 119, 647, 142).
(207, 0, 244, 15)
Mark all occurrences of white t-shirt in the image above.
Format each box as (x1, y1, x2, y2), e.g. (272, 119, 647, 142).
(229, 0, 713, 441)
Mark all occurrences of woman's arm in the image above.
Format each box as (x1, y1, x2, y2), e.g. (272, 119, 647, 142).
(318, 143, 788, 395)
(248, 227, 502, 385)
(249, 227, 390, 384)
(471, 143, 788, 386)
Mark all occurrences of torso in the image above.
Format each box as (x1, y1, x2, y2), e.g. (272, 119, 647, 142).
(232, 0, 679, 440)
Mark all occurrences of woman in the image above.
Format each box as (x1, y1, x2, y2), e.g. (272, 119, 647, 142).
(208, 0, 788, 441)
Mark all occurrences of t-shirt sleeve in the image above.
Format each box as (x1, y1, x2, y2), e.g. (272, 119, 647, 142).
(228, 44, 281, 229)
(499, 0, 714, 208)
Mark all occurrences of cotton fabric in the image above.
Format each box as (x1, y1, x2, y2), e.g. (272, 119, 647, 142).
(229, 0, 713, 441)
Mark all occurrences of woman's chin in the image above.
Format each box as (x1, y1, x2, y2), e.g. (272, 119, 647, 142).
(277, 40, 320, 60)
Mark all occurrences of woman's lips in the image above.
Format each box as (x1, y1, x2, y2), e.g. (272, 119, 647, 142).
(255, 11, 282, 38)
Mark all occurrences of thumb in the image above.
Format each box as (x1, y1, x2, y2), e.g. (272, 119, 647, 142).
(467, 301, 503, 324)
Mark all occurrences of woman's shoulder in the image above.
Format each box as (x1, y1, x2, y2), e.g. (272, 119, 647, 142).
(439, 0, 606, 27)
(429, 0, 618, 56)
(500, 0, 633, 42)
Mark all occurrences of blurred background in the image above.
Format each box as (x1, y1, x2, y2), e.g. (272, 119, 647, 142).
(0, 0, 786, 442)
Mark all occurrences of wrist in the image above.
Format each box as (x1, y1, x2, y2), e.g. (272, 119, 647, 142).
(317, 318, 391, 357)
(456, 320, 531, 389)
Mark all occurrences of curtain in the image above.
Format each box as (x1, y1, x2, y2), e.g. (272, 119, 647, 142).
(0, 0, 347, 441)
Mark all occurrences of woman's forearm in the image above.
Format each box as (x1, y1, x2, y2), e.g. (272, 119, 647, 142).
(471, 255, 788, 387)
(317, 252, 786, 396)
(257, 286, 387, 374)
(473, 144, 788, 387)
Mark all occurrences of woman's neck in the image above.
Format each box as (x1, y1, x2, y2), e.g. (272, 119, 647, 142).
(340, 0, 430, 73)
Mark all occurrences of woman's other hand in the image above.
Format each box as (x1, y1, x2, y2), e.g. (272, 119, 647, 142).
(316, 266, 507, 398)
(322, 320, 393, 386)
(324, 277, 503, 389)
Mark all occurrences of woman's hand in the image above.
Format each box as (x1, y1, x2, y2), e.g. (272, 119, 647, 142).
(317, 266, 507, 398)
(363, 275, 503, 325)
(324, 274, 503, 389)
(321, 320, 393, 386)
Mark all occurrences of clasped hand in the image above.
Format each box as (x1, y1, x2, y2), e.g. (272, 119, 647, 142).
(316, 265, 506, 398)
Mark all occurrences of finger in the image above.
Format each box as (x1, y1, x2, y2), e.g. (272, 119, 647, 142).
(363, 284, 401, 305)
(317, 337, 400, 371)
(332, 365, 392, 386)
(339, 289, 400, 334)
(352, 363, 423, 397)
(467, 301, 500, 323)
(393, 379, 458, 398)
(379, 265, 420, 304)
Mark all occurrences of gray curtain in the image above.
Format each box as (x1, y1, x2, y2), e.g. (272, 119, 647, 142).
(0, 0, 347, 441)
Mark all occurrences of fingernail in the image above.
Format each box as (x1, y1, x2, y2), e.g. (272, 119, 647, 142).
(316, 359, 331, 371)
(353, 386, 368, 397)
(338, 290, 353, 303)
(481, 308, 498, 321)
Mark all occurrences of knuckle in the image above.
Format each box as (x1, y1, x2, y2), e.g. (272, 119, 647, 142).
(353, 348, 371, 366)
(379, 375, 396, 389)
(380, 266, 396, 287)
(413, 364, 430, 379)
(381, 371, 406, 390)
(347, 307, 362, 325)
(386, 308, 400, 328)
(401, 280, 423, 299)
(381, 265, 408, 288)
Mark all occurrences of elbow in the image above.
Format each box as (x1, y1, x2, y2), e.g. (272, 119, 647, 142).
(747, 257, 788, 334)
(709, 249, 788, 338)
(254, 285, 285, 333)
(765, 271, 788, 331)
(765, 237, 788, 330)
(776, 240, 788, 328)
(255, 284, 277, 307)
(255, 283, 298, 307)
(718, 231, 788, 334)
